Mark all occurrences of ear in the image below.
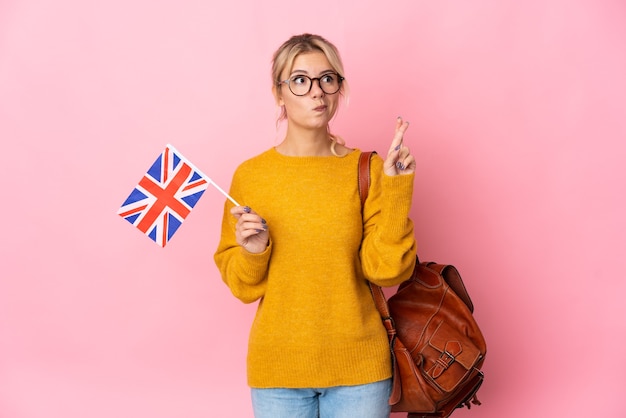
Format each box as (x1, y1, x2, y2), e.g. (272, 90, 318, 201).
(272, 85, 285, 107)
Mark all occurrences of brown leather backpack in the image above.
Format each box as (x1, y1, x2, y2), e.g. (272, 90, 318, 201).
(359, 152, 487, 417)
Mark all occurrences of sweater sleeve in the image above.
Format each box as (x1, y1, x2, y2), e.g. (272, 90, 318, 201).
(360, 154, 417, 287)
(213, 169, 271, 304)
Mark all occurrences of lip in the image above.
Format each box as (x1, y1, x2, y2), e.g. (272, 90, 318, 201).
(313, 105, 327, 112)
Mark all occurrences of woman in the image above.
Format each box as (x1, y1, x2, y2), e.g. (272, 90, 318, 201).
(214, 33, 417, 418)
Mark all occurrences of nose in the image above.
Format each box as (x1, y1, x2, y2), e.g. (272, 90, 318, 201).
(310, 77, 325, 97)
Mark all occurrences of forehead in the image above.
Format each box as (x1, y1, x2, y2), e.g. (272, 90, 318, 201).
(288, 51, 333, 75)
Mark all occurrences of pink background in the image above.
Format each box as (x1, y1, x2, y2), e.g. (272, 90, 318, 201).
(2, 0, 625, 417)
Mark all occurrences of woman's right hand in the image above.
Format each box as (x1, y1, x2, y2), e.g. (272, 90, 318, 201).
(383, 116, 415, 176)
(230, 206, 269, 254)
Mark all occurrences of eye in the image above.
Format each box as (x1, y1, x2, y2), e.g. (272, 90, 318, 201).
(291, 75, 308, 85)
(321, 74, 336, 84)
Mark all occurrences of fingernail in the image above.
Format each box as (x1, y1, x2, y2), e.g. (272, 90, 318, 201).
(256, 229, 263, 233)
(243, 206, 251, 213)
(394, 144, 401, 151)
(261, 218, 266, 224)
(262, 224, 268, 230)
(396, 161, 405, 170)
(397, 116, 402, 120)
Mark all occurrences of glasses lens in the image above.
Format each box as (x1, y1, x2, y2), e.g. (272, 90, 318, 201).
(289, 76, 312, 96)
(319, 74, 340, 94)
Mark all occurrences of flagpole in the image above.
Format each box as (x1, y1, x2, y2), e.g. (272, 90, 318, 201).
(166, 144, 240, 207)
(210, 181, 240, 207)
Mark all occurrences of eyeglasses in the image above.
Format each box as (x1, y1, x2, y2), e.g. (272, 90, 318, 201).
(279, 73, 344, 96)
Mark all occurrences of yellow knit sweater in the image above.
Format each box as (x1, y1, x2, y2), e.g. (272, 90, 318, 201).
(214, 148, 417, 388)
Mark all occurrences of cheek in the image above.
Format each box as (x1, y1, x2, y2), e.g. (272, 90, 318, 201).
(327, 96, 341, 116)
(283, 96, 305, 113)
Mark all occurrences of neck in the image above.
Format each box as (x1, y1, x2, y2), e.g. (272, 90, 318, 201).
(277, 127, 332, 156)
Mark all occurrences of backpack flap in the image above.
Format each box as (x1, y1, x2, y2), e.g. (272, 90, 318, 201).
(422, 320, 483, 393)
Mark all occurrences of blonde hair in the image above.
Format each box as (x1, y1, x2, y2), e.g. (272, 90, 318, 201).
(271, 34, 349, 153)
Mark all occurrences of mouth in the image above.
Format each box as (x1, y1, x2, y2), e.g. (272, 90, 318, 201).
(313, 104, 328, 112)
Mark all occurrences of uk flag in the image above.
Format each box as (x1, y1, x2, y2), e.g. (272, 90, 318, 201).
(118, 144, 210, 247)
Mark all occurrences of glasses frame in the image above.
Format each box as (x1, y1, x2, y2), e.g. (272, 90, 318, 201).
(279, 73, 345, 96)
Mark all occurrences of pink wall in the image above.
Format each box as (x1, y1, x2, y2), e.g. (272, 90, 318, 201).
(2, 1, 625, 417)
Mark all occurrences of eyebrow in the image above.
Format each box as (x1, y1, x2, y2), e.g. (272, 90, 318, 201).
(289, 69, 336, 76)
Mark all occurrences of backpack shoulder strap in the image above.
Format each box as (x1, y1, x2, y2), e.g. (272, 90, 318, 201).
(358, 151, 375, 207)
(358, 151, 392, 318)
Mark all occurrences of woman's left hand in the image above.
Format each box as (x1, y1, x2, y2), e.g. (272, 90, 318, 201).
(383, 116, 415, 176)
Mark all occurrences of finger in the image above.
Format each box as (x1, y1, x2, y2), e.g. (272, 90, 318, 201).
(231, 205, 260, 222)
(232, 207, 266, 234)
(235, 208, 267, 226)
(230, 205, 253, 214)
(397, 145, 411, 161)
(387, 117, 409, 156)
(395, 116, 409, 134)
(395, 150, 416, 174)
(399, 154, 416, 169)
(240, 218, 268, 233)
(239, 227, 265, 239)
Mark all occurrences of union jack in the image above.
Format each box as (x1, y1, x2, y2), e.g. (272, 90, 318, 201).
(118, 144, 210, 247)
